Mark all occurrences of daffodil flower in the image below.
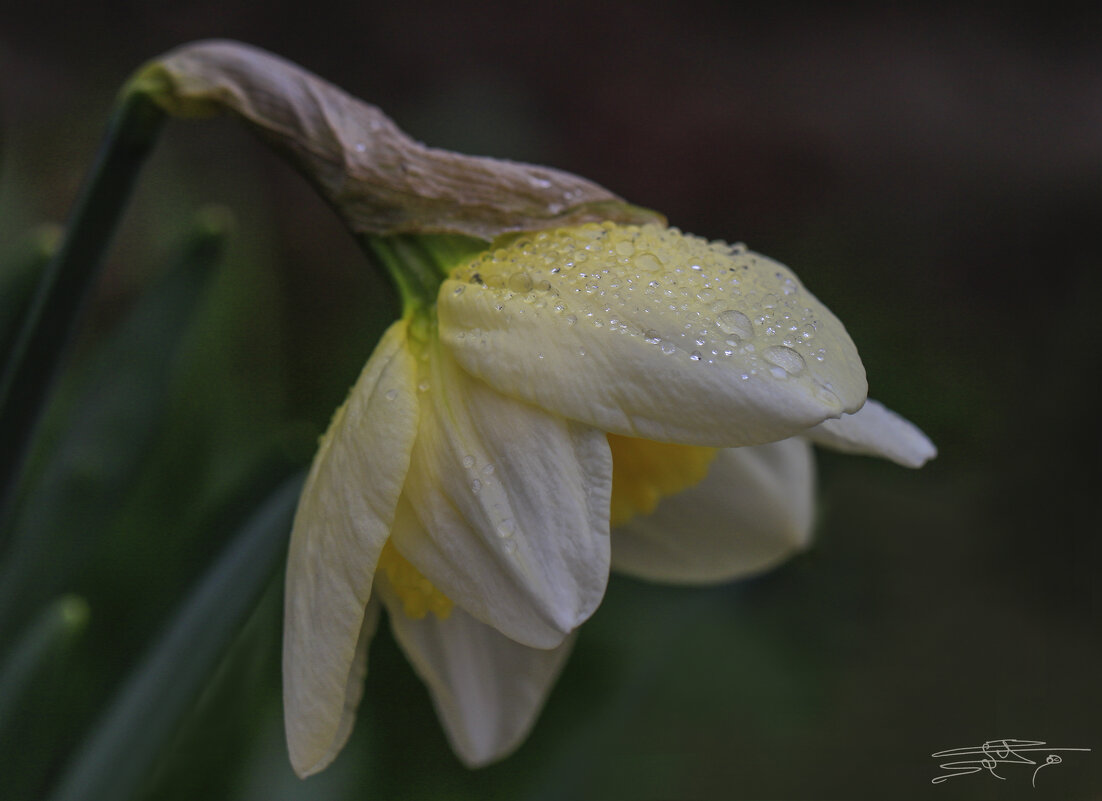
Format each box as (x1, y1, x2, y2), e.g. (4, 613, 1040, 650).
(119, 38, 933, 780)
(283, 221, 935, 775)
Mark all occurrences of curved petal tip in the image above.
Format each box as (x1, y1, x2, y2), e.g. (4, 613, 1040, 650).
(806, 398, 936, 468)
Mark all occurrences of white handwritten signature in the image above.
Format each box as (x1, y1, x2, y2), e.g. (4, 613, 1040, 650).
(931, 739, 1090, 787)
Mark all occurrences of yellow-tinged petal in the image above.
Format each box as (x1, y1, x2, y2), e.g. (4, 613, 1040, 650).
(306, 599, 380, 773)
(611, 438, 815, 583)
(438, 223, 867, 447)
(283, 319, 420, 778)
(376, 572, 575, 767)
(392, 336, 612, 649)
(805, 398, 937, 468)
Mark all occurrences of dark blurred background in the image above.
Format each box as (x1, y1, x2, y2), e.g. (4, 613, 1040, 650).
(1, 2, 1099, 799)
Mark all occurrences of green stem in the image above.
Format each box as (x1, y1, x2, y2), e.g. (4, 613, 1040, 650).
(361, 233, 488, 315)
(0, 89, 165, 516)
(362, 234, 443, 314)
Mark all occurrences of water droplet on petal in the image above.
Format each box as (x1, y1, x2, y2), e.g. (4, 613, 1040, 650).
(496, 519, 516, 538)
(462, 455, 475, 469)
(715, 309, 754, 339)
(471, 478, 482, 494)
(660, 340, 677, 355)
(508, 272, 534, 292)
(637, 252, 662, 272)
(385, 389, 398, 401)
(689, 350, 702, 361)
(763, 345, 806, 375)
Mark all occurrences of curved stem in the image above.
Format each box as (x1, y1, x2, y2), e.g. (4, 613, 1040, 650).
(0, 89, 165, 518)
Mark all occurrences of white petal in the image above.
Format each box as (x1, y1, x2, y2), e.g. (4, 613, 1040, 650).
(611, 438, 815, 583)
(308, 598, 380, 772)
(392, 338, 611, 649)
(439, 224, 866, 447)
(804, 398, 936, 467)
(377, 576, 575, 767)
(283, 320, 420, 778)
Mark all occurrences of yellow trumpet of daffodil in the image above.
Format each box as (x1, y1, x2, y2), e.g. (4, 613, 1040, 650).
(283, 221, 935, 775)
(128, 40, 934, 778)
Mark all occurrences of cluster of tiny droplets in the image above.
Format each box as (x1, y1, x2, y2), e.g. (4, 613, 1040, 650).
(456, 453, 517, 552)
(451, 221, 835, 393)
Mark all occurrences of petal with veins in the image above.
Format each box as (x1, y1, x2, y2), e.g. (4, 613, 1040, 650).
(305, 599, 380, 775)
(377, 574, 575, 767)
(804, 398, 937, 468)
(283, 320, 420, 777)
(440, 223, 867, 447)
(393, 337, 612, 649)
(611, 438, 815, 584)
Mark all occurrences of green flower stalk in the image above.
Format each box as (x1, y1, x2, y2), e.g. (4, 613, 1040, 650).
(67, 41, 936, 776)
(0, 92, 164, 516)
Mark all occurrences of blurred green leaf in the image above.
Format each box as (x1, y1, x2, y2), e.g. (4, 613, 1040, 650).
(0, 208, 231, 639)
(0, 92, 165, 507)
(0, 594, 92, 801)
(0, 593, 89, 727)
(47, 471, 303, 801)
(0, 223, 62, 361)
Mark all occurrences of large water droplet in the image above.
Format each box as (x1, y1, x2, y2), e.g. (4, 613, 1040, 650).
(508, 272, 534, 292)
(660, 340, 677, 355)
(715, 309, 754, 339)
(763, 346, 806, 375)
(637, 252, 662, 272)
(615, 240, 635, 257)
(496, 519, 516, 538)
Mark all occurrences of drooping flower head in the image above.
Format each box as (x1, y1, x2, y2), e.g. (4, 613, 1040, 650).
(131, 40, 936, 777)
(284, 221, 934, 774)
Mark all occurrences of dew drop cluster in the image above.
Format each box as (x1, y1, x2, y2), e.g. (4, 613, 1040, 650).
(449, 221, 838, 390)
